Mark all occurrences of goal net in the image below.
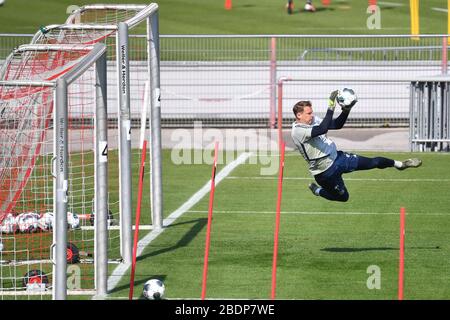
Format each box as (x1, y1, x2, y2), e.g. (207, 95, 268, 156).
(0, 3, 161, 299)
(0, 43, 107, 299)
(31, 2, 162, 261)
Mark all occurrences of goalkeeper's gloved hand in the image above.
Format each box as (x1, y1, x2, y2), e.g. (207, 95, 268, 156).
(327, 90, 340, 111)
(341, 98, 358, 112)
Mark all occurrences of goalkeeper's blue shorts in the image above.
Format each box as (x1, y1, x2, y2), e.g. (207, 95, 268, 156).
(314, 151, 357, 201)
(314, 151, 394, 202)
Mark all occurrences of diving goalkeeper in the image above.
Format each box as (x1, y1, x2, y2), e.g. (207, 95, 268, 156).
(291, 91, 422, 202)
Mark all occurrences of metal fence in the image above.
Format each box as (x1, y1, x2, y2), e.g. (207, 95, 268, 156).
(410, 79, 450, 152)
(1, 34, 449, 128)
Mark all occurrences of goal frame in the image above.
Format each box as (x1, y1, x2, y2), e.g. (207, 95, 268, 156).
(0, 3, 162, 299)
(30, 3, 163, 265)
(53, 42, 108, 300)
(0, 42, 108, 300)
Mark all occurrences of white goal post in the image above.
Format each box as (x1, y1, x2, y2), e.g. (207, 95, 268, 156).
(53, 43, 109, 300)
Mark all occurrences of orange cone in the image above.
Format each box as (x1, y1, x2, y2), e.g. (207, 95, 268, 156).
(225, 0, 232, 10)
(321, 0, 331, 5)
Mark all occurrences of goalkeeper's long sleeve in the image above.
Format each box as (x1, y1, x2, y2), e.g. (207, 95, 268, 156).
(311, 108, 334, 138)
(329, 110, 350, 129)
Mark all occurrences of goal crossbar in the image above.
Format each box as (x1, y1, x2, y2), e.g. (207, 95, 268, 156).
(14, 44, 94, 53)
(0, 80, 54, 87)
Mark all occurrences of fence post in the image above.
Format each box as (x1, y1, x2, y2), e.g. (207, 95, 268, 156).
(442, 37, 448, 75)
(269, 37, 277, 129)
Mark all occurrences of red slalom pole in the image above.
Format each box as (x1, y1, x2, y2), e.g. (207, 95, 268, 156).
(271, 141, 286, 299)
(201, 141, 219, 300)
(129, 140, 147, 300)
(398, 207, 406, 300)
(225, 0, 232, 10)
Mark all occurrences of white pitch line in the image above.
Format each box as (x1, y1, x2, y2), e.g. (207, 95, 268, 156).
(378, 1, 405, 7)
(186, 210, 449, 216)
(187, 210, 399, 215)
(80, 225, 153, 231)
(106, 152, 253, 295)
(431, 7, 448, 13)
(225, 176, 450, 182)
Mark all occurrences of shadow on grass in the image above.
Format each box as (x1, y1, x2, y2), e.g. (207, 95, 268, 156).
(288, 8, 331, 15)
(137, 217, 207, 262)
(166, 218, 207, 229)
(321, 246, 442, 253)
(108, 218, 206, 295)
(322, 247, 397, 253)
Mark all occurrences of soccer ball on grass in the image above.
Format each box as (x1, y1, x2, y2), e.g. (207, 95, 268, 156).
(67, 211, 80, 229)
(16, 212, 40, 233)
(38, 212, 54, 231)
(23, 269, 49, 290)
(143, 279, 165, 300)
(304, 3, 316, 12)
(337, 88, 357, 109)
(1, 213, 17, 234)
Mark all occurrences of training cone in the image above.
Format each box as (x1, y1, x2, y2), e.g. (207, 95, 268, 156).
(321, 0, 331, 6)
(225, 0, 232, 10)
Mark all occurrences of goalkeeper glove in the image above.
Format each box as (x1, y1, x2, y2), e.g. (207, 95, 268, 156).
(327, 90, 339, 111)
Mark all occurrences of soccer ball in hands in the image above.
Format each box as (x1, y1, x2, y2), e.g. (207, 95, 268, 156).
(337, 88, 357, 109)
(143, 279, 165, 300)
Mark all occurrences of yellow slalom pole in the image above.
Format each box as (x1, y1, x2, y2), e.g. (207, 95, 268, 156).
(410, 0, 419, 41)
(448, 0, 450, 42)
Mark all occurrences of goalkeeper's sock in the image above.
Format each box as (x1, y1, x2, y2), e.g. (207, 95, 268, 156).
(396, 158, 422, 171)
(308, 183, 322, 196)
(393, 160, 403, 169)
(315, 187, 322, 196)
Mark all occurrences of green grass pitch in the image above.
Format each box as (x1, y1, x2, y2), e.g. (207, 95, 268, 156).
(110, 150, 450, 300)
(0, 0, 448, 34)
(1, 0, 450, 301)
(4, 150, 449, 300)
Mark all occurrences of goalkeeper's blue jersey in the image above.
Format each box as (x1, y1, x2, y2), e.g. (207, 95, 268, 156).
(291, 116, 338, 176)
